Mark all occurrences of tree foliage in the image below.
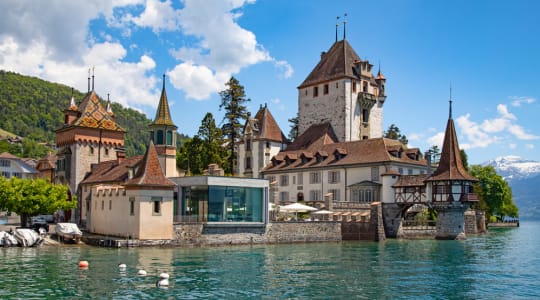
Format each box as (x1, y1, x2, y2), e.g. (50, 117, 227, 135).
(384, 124, 408, 145)
(469, 165, 519, 221)
(219, 77, 250, 175)
(177, 113, 228, 175)
(0, 70, 165, 157)
(288, 114, 299, 142)
(0, 177, 77, 227)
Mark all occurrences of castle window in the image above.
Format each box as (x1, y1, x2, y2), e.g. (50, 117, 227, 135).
(279, 192, 289, 202)
(309, 190, 322, 201)
(363, 81, 368, 92)
(166, 130, 173, 145)
(335, 82, 338, 88)
(313, 86, 319, 97)
(104, 148, 109, 156)
(352, 81, 357, 92)
(152, 197, 162, 216)
(129, 197, 135, 216)
(157, 130, 164, 144)
(245, 157, 252, 169)
(371, 167, 379, 181)
(309, 172, 321, 184)
(89, 147, 94, 155)
(328, 171, 340, 184)
(109, 200, 112, 210)
(305, 89, 308, 96)
(246, 138, 252, 151)
(280, 175, 289, 186)
(297, 173, 303, 185)
(362, 109, 369, 123)
(323, 84, 329, 95)
(101, 200, 104, 210)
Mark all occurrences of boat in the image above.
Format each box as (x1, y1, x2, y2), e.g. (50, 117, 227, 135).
(0, 231, 18, 247)
(13, 228, 43, 247)
(55, 223, 82, 243)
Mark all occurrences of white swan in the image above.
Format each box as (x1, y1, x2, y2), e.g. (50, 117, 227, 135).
(156, 272, 169, 287)
(137, 269, 147, 276)
(118, 263, 127, 272)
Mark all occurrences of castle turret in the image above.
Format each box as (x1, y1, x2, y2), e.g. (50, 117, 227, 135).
(148, 75, 178, 177)
(425, 99, 478, 240)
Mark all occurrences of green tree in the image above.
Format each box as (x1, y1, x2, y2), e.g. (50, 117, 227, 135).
(0, 177, 77, 227)
(469, 165, 518, 221)
(460, 149, 469, 169)
(177, 136, 205, 175)
(288, 114, 299, 142)
(219, 77, 250, 175)
(197, 113, 227, 171)
(384, 124, 408, 145)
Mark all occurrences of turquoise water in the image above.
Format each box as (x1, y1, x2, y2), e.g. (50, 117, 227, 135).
(1, 222, 539, 299)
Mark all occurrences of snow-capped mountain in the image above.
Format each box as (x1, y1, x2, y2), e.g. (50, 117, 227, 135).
(484, 155, 540, 181)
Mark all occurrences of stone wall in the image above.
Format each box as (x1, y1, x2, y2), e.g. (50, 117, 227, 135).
(265, 222, 341, 243)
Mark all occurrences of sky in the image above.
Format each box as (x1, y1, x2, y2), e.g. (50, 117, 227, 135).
(0, 0, 538, 165)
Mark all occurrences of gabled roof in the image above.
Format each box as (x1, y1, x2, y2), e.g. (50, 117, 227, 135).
(125, 141, 176, 187)
(64, 91, 124, 132)
(249, 105, 288, 143)
(0, 152, 19, 159)
(299, 40, 362, 88)
(263, 137, 426, 173)
(286, 123, 338, 151)
(36, 152, 57, 171)
(426, 117, 477, 182)
(151, 77, 176, 127)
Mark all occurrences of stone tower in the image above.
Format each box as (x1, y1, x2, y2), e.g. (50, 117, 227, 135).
(55, 88, 126, 217)
(238, 104, 288, 178)
(297, 39, 386, 142)
(148, 75, 179, 177)
(425, 100, 478, 240)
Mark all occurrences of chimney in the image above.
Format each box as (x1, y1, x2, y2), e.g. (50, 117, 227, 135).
(425, 151, 432, 175)
(116, 147, 126, 164)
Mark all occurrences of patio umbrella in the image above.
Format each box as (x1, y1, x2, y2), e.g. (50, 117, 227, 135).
(312, 209, 333, 221)
(280, 203, 317, 220)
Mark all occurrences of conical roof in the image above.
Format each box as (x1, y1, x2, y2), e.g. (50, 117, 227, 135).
(426, 113, 477, 182)
(299, 40, 362, 88)
(151, 77, 176, 127)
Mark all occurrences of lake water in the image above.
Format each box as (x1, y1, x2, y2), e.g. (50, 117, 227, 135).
(1, 222, 539, 299)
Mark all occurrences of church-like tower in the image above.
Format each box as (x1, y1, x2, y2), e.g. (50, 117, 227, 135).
(55, 86, 125, 206)
(238, 104, 288, 178)
(297, 37, 386, 142)
(148, 75, 178, 177)
(425, 100, 478, 240)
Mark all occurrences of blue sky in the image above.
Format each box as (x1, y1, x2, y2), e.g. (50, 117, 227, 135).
(0, 0, 538, 164)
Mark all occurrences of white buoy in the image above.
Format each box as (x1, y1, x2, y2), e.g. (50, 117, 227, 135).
(137, 269, 147, 276)
(156, 272, 169, 287)
(118, 263, 127, 271)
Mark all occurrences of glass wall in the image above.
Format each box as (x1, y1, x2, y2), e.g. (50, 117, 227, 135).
(181, 185, 263, 223)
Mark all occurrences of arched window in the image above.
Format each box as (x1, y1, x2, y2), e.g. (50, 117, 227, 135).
(166, 130, 173, 145)
(157, 130, 164, 144)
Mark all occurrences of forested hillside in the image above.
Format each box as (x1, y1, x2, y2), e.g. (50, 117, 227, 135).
(0, 70, 187, 157)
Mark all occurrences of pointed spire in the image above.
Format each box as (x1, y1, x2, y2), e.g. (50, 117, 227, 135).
(376, 62, 386, 80)
(449, 83, 453, 119)
(87, 68, 91, 93)
(343, 13, 348, 40)
(151, 74, 176, 126)
(335, 16, 340, 43)
(91, 66, 95, 91)
(106, 93, 113, 115)
(69, 87, 78, 110)
(125, 141, 176, 187)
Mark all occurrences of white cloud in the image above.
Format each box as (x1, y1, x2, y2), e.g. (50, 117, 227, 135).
(408, 133, 423, 141)
(510, 96, 536, 107)
(525, 144, 534, 150)
(496, 104, 516, 120)
(427, 132, 445, 149)
(128, 0, 180, 33)
(164, 0, 291, 99)
(507, 124, 539, 140)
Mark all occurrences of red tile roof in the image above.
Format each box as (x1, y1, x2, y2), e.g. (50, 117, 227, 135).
(244, 105, 288, 143)
(393, 175, 429, 187)
(286, 123, 338, 151)
(125, 142, 176, 187)
(80, 155, 143, 185)
(263, 137, 426, 173)
(71, 91, 125, 132)
(299, 40, 362, 88)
